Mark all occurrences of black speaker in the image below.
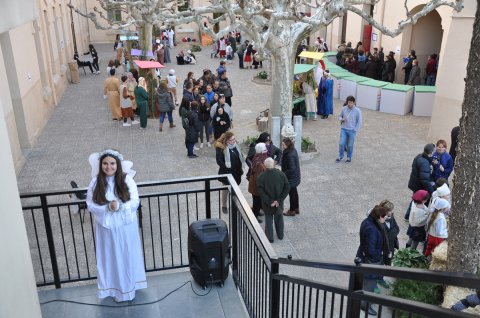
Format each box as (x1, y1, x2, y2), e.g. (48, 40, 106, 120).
(188, 219, 230, 288)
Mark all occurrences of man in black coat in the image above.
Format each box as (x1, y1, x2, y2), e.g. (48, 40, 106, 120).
(404, 143, 435, 220)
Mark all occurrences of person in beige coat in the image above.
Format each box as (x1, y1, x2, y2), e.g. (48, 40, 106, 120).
(104, 69, 122, 120)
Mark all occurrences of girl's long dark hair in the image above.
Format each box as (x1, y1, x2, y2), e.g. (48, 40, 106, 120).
(93, 154, 130, 205)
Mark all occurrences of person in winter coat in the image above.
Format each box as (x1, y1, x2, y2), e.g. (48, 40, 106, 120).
(247, 143, 269, 223)
(212, 106, 231, 140)
(356, 205, 390, 316)
(407, 60, 421, 86)
(155, 82, 176, 131)
(404, 144, 435, 222)
(281, 138, 301, 216)
(246, 132, 282, 169)
(184, 101, 202, 158)
(197, 95, 211, 148)
(424, 198, 450, 256)
(364, 55, 379, 79)
(431, 139, 454, 182)
(402, 50, 417, 84)
(218, 72, 234, 107)
(214, 131, 245, 214)
(381, 55, 395, 83)
(257, 158, 290, 243)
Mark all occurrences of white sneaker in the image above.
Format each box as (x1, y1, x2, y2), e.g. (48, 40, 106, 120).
(207, 142, 211, 148)
(200, 143, 204, 149)
(194, 145, 200, 151)
(123, 123, 131, 127)
(96, 71, 101, 75)
(131, 120, 140, 125)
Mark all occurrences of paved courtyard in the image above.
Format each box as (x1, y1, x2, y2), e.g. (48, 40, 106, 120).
(17, 43, 433, 288)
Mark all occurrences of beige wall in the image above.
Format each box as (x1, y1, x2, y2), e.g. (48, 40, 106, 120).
(0, 98, 42, 318)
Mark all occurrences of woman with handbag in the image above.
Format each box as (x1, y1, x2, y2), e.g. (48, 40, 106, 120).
(155, 81, 176, 131)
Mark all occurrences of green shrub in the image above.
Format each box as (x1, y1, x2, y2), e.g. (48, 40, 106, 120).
(243, 136, 258, 146)
(256, 71, 268, 80)
(392, 248, 428, 269)
(301, 136, 314, 151)
(190, 44, 202, 52)
(392, 280, 443, 318)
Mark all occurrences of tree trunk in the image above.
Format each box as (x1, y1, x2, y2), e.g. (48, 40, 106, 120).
(142, 22, 153, 57)
(446, 3, 480, 274)
(269, 45, 296, 120)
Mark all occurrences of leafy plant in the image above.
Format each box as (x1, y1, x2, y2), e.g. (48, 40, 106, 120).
(392, 248, 428, 269)
(301, 136, 314, 151)
(392, 280, 443, 318)
(256, 71, 268, 80)
(243, 136, 258, 146)
(190, 44, 202, 52)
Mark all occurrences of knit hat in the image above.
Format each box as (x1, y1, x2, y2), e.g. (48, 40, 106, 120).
(436, 183, 451, 197)
(255, 143, 267, 154)
(169, 69, 175, 75)
(432, 198, 451, 210)
(412, 189, 429, 202)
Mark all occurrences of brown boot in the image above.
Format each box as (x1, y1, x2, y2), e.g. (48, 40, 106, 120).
(159, 124, 163, 131)
(169, 123, 176, 128)
(283, 210, 296, 216)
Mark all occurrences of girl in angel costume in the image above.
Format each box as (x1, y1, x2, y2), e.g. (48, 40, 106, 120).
(86, 150, 146, 302)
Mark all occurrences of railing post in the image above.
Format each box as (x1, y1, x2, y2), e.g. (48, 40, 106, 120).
(270, 261, 280, 318)
(41, 195, 61, 289)
(205, 180, 211, 219)
(346, 258, 363, 317)
(231, 199, 238, 283)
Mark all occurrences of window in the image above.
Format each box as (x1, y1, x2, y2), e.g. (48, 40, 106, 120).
(177, 0, 190, 12)
(106, 1, 122, 21)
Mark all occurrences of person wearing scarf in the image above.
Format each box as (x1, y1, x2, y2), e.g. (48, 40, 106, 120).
(214, 131, 245, 214)
(247, 143, 268, 223)
(356, 205, 390, 316)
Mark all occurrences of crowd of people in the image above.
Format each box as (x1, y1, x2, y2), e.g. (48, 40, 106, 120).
(335, 41, 438, 86)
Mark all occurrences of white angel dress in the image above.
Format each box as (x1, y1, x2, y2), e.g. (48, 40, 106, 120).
(86, 174, 146, 301)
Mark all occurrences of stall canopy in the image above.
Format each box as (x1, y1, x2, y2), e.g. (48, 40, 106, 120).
(298, 51, 324, 60)
(134, 60, 165, 69)
(294, 64, 315, 75)
(131, 48, 154, 57)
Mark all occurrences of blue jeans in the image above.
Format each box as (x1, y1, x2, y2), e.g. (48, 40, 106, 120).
(338, 128, 357, 159)
(159, 111, 173, 124)
(426, 75, 436, 86)
(186, 142, 195, 156)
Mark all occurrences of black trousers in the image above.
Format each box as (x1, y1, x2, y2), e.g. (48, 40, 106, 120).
(92, 58, 99, 72)
(289, 186, 299, 211)
(252, 195, 262, 217)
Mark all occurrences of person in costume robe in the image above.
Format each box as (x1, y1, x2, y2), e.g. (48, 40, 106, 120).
(316, 70, 334, 119)
(103, 69, 122, 120)
(86, 149, 146, 302)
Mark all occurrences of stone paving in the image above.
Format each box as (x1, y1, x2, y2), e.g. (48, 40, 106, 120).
(17, 43, 434, 289)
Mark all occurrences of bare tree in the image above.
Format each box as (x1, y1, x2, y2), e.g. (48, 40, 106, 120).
(446, 2, 480, 274)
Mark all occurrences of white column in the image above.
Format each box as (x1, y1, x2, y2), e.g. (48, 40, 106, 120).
(293, 115, 303, 152)
(271, 116, 281, 147)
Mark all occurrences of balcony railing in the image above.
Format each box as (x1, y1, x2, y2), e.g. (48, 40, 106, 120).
(20, 174, 480, 317)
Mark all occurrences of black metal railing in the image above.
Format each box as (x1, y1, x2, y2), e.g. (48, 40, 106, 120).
(21, 175, 480, 317)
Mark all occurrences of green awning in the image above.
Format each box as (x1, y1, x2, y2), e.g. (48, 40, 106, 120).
(294, 64, 316, 75)
(415, 85, 436, 93)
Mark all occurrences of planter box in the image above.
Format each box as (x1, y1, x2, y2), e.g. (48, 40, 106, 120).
(339, 75, 369, 102)
(380, 84, 414, 115)
(356, 80, 389, 111)
(413, 86, 436, 117)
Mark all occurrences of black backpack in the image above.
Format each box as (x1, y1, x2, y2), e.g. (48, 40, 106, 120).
(182, 111, 192, 130)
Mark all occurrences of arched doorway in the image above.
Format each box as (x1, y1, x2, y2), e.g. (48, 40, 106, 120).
(400, 6, 443, 82)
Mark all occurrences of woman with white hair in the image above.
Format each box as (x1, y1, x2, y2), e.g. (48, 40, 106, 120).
(247, 143, 269, 223)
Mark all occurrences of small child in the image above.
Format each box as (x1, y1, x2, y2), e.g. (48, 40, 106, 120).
(120, 75, 139, 127)
(429, 178, 451, 217)
(424, 198, 450, 256)
(406, 190, 430, 250)
(226, 42, 233, 64)
(167, 69, 178, 105)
